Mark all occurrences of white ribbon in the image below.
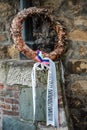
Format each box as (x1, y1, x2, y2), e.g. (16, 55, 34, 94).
(31, 59, 59, 127)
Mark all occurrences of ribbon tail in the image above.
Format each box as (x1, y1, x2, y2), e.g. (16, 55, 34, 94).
(46, 59, 59, 127)
(31, 64, 36, 123)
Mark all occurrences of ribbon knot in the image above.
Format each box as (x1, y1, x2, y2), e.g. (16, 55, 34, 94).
(35, 50, 49, 65)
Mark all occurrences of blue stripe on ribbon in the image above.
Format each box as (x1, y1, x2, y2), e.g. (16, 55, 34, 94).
(36, 50, 49, 64)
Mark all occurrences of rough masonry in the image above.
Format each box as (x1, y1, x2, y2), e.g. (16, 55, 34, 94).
(0, 0, 87, 130)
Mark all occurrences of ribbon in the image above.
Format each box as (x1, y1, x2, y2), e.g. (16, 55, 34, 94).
(35, 50, 49, 65)
(31, 51, 59, 127)
(31, 62, 49, 123)
(46, 59, 59, 127)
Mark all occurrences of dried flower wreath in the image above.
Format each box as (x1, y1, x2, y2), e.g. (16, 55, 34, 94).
(11, 7, 65, 61)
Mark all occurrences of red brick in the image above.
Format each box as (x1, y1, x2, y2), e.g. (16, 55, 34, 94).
(0, 97, 4, 102)
(5, 98, 19, 104)
(0, 91, 6, 96)
(0, 103, 10, 110)
(0, 83, 4, 90)
(13, 92, 19, 98)
(6, 86, 19, 91)
(12, 105, 18, 111)
(3, 110, 19, 116)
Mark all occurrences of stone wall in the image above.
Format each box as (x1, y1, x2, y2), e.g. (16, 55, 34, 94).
(0, 60, 68, 130)
(0, 0, 87, 130)
(0, 0, 19, 59)
(41, 0, 87, 129)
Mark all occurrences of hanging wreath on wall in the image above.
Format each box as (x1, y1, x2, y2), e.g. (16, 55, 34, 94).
(10, 7, 65, 61)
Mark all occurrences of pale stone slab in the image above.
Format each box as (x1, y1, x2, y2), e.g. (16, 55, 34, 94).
(38, 126, 68, 130)
(19, 87, 46, 121)
(6, 63, 32, 86)
(6, 61, 60, 87)
(3, 116, 36, 130)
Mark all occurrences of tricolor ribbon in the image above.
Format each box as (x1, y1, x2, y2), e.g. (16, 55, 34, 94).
(35, 50, 49, 65)
(32, 51, 59, 127)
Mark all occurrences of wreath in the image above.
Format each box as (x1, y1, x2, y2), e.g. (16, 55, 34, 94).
(11, 7, 65, 61)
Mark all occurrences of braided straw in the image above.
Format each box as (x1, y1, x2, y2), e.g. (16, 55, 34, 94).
(10, 7, 65, 61)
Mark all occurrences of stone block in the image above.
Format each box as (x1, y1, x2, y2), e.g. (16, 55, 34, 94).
(6, 61, 33, 86)
(0, 22, 5, 32)
(19, 87, 46, 121)
(40, 0, 64, 12)
(6, 60, 59, 86)
(66, 76, 87, 129)
(0, 33, 8, 43)
(69, 80, 87, 110)
(68, 59, 87, 74)
(67, 80, 87, 98)
(66, 75, 87, 107)
(68, 29, 87, 42)
(38, 125, 68, 130)
(0, 46, 10, 59)
(63, 41, 87, 68)
(74, 16, 87, 29)
(3, 116, 36, 130)
(66, 41, 87, 59)
(7, 44, 19, 59)
(0, 2, 18, 19)
(79, 45, 87, 57)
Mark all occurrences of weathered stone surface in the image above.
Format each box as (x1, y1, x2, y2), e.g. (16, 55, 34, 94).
(40, 0, 64, 12)
(0, 33, 8, 43)
(19, 87, 33, 121)
(66, 75, 87, 129)
(0, 44, 19, 59)
(70, 80, 87, 95)
(0, 2, 12, 16)
(65, 74, 87, 83)
(0, 0, 19, 59)
(0, 60, 68, 128)
(3, 116, 36, 130)
(66, 79, 87, 100)
(0, 60, 59, 122)
(74, 16, 87, 29)
(79, 45, 87, 57)
(38, 125, 68, 130)
(0, 22, 5, 32)
(71, 41, 87, 58)
(1, 0, 87, 129)
(19, 87, 46, 121)
(6, 61, 33, 86)
(7, 44, 19, 59)
(68, 30, 87, 42)
(0, 46, 10, 59)
(6, 61, 59, 86)
(0, 62, 7, 84)
(0, 1, 19, 20)
(64, 41, 87, 62)
(68, 59, 87, 73)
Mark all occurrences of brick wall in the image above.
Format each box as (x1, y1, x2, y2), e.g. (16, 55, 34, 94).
(0, 84, 19, 117)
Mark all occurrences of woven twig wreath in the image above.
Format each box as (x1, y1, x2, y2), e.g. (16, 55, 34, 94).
(11, 7, 65, 61)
